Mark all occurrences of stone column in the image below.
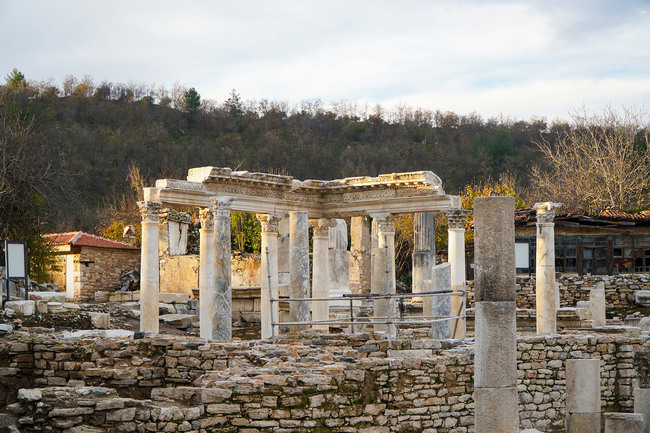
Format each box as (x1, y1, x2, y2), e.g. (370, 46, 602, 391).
(535, 201, 562, 335)
(289, 211, 310, 327)
(257, 213, 281, 340)
(473, 196, 518, 433)
(444, 209, 470, 340)
(370, 213, 396, 336)
(604, 413, 643, 433)
(329, 219, 351, 308)
(198, 208, 215, 340)
(350, 216, 371, 295)
(566, 359, 601, 432)
(427, 262, 451, 339)
(277, 216, 290, 297)
(412, 212, 436, 300)
(634, 388, 650, 433)
(138, 201, 162, 333)
(590, 281, 606, 327)
(211, 197, 235, 342)
(311, 218, 335, 332)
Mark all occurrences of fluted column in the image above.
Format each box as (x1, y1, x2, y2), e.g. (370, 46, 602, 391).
(138, 201, 162, 333)
(535, 202, 562, 335)
(412, 212, 436, 300)
(444, 209, 470, 340)
(212, 197, 235, 342)
(311, 218, 335, 331)
(257, 213, 281, 340)
(198, 208, 215, 340)
(289, 211, 310, 327)
(370, 213, 396, 335)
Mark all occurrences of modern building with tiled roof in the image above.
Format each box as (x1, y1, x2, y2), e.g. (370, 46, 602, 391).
(45, 232, 140, 301)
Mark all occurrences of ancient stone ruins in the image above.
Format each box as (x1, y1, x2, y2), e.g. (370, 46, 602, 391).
(2, 167, 650, 433)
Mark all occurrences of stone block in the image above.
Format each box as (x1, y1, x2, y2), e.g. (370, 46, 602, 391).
(62, 303, 80, 310)
(566, 359, 601, 413)
(95, 292, 109, 303)
(89, 312, 110, 329)
(159, 293, 190, 304)
(0, 324, 13, 333)
(160, 314, 198, 329)
(474, 196, 515, 302)
(4, 301, 35, 316)
(36, 301, 48, 314)
(474, 301, 517, 388)
(604, 412, 643, 433)
(566, 412, 601, 433)
(17, 389, 42, 402)
(47, 302, 63, 313)
(636, 291, 650, 307)
(159, 303, 176, 315)
(634, 388, 650, 433)
(386, 349, 433, 358)
(590, 282, 606, 327)
(473, 386, 518, 433)
(29, 292, 66, 303)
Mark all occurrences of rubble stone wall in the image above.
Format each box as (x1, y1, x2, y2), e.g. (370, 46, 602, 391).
(77, 247, 140, 301)
(465, 274, 650, 310)
(0, 333, 647, 432)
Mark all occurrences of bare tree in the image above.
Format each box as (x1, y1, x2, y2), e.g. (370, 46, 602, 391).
(531, 106, 650, 214)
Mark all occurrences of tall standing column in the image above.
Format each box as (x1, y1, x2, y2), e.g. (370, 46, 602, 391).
(257, 213, 281, 340)
(474, 196, 518, 433)
(412, 212, 436, 301)
(212, 197, 235, 342)
(350, 216, 371, 295)
(566, 359, 601, 432)
(311, 218, 334, 332)
(535, 202, 562, 335)
(370, 213, 396, 335)
(199, 208, 215, 340)
(444, 209, 470, 340)
(289, 211, 310, 327)
(138, 201, 162, 333)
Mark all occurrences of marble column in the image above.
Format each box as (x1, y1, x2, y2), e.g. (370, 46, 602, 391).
(412, 212, 436, 301)
(590, 281, 606, 327)
(370, 213, 396, 336)
(443, 209, 470, 340)
(329, 219, 351, 308)
(289, 211, 310, 327)
(634, 388, 650, 433)
(566, 359, 601, 432)
(211, 197, 235, 342)
(604, 413, 643, 433)
(257, 213, 281, 340)
(138, 201, 162, 333)
(311, 218, 335, 332)
(428, 262, 451, 339)
(535, 201, 562, 335)
(198, 208, 215, 340)
(350, 216, 371, 295)
(473, 196, 518, 433)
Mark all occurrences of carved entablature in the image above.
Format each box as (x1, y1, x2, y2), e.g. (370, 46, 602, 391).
(534, 202, 562, 225)
(146, 167, 460, 218)
(137, 201, 162, 223)
(443, 209, 471, 229)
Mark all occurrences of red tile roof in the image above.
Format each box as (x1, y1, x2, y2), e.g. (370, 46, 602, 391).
(44, 232, 139, 250)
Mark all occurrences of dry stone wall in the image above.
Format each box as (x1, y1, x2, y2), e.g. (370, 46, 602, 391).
(465, 274, 650, 310)
(77, 247, 140, 301)
(0, 332, 648, 432)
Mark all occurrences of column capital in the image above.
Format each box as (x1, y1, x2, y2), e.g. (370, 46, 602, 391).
(534, 202, 562, 224)
(443, 209, 471, 229)
(211, 196, 236, 218)
(137, 201, 162, 222)
(256, 213, 282, 232)
(369, 213, 395, 234)
(199, 208, 214, 229)
(310, 218, 336, 237)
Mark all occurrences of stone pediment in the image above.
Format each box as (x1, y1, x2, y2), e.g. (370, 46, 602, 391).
(145, 167, 460, 217)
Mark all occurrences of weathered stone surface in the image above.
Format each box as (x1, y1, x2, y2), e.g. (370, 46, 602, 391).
(159, 314, 198, 329)
(17, 389, 42, 402)
(566, 413, 601, 433)
(4, 301, 35, 316)
(634, 387, 650, 433)
(604, 412, 643, 433)
(566, 359, 601, 413)
(89, 312, 110, 329)
(474, 387, 518, 433)
(474, 301, 517, 388)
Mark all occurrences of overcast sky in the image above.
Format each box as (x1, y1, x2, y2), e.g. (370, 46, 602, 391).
(1, 0, 648, 121)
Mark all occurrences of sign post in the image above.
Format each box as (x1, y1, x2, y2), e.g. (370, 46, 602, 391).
(3, 241, 29, 307)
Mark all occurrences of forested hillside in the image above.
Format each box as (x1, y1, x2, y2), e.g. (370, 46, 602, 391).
(1, 72, 558, 233)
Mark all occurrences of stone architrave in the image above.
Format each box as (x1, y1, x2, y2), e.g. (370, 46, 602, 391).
(566, 359, 601, 432)
(590, 281, 606, 327)
(329, 219, 351, 308)
(634, 387, 650, 433)
(138, 201, 162, 333)
(349, 216, 371, 295)
(473, 196, 518, 433)
(370, 213, 396, 336)
(428, 262, 451, 339)
(443, 209, 470, 340)
(412, 212, 436, 302)
(289, 211, 310, 327)
(311, 218, 335, 332)
(257, 213, 282, 340)
(535, 201, 562, 335)
(198, 208, 215, 340)
(211, 197, 235, 342)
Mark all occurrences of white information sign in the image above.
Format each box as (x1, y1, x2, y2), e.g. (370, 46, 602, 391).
(515, 243, 530, 269)
(6, 242, 27, 278)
